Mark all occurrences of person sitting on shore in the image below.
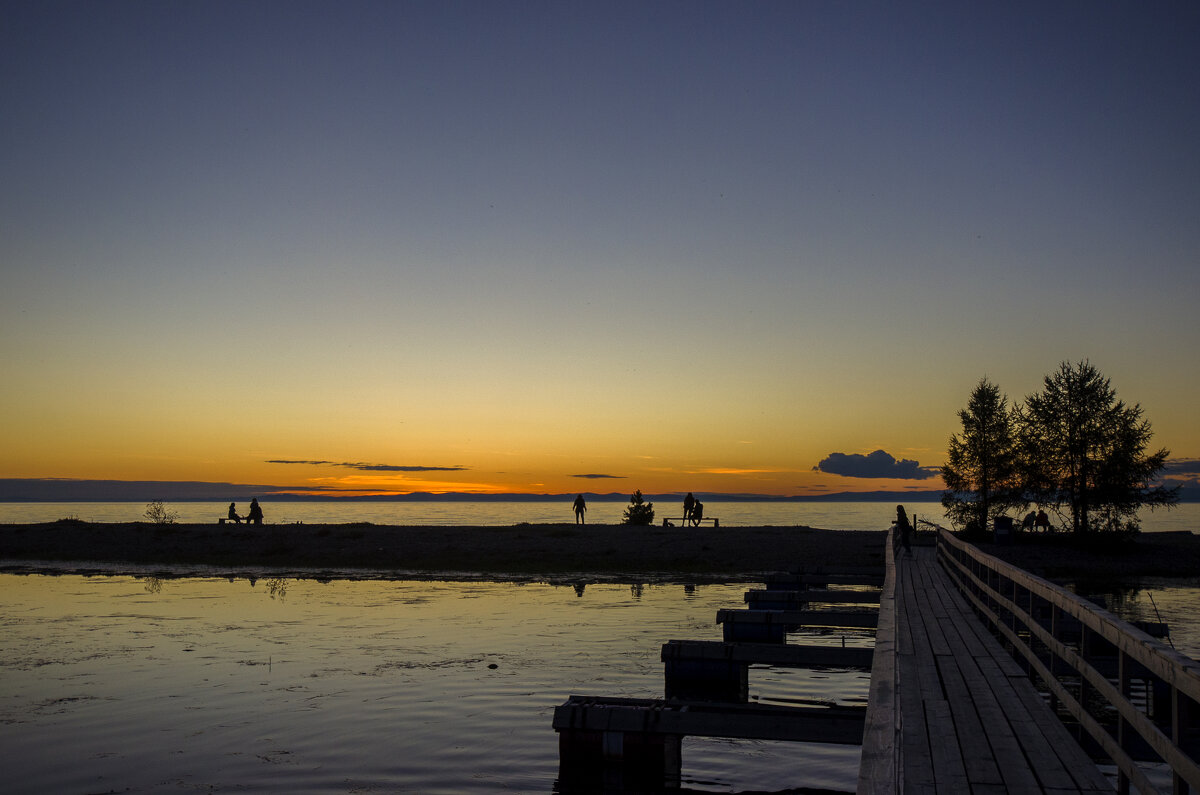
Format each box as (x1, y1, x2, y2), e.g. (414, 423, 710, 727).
(227, 502, 242, 524)
(690, 500, 704, 527)
(1022, 511, 1036, 532)
(246, 498, 263, 525)
(1035, 509, 1051, 532)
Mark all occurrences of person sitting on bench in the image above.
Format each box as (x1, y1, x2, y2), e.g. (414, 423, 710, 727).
(227, 502, 243, 524)
(690, 500, 704, 526)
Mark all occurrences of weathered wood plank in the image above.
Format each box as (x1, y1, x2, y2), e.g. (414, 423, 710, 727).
(862, 542, 1115, 793)
(553, 695, 865, 744)
(857, 530, 898, 795)
(716, 608, 879, 629)
(745, 588, 882, 606)
(661, 639, 873, 669)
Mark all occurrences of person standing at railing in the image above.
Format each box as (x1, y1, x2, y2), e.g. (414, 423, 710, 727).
(895, 505, 912, 556)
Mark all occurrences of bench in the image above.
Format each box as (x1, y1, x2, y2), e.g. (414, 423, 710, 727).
(662, 517, 719, 528)
(218, 517, 242, 525)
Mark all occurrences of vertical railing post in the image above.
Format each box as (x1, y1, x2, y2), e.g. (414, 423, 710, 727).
(1118, 650, 1131, 795)
(1049, 604, 1061, 713)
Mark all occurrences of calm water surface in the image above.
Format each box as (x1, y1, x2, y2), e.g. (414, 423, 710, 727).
(0, 575, 870, 794)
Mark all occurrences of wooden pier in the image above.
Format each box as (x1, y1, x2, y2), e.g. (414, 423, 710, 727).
(554, 528, 1200, 792)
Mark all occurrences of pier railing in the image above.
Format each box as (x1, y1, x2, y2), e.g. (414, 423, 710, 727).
(937, 528, 1200, 794)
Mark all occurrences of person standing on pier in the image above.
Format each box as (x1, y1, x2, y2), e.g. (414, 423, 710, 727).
(895, 505, 912, 556)
(572, 494, 587, 524)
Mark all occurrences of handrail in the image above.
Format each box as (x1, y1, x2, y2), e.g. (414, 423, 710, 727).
(937, 528, 1200, 794)
(856, 527, 898, 794)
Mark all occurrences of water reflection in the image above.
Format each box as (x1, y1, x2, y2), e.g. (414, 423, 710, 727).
(1074, 579, 1200, 657)
(265, 577, 288, 600)
(0, 574, 867, 794)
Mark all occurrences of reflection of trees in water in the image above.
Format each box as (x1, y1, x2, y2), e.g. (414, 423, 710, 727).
(142, 577, 163, 594)
(265, 578, 288, 600)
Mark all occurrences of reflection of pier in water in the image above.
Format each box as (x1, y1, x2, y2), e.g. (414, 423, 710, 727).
(553, 529, 1200, 793)
(553, 567, 882, 790)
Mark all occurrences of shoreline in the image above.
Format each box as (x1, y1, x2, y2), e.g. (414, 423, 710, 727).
(3, 521, 1198, 585)
(0, 521, 886, 583)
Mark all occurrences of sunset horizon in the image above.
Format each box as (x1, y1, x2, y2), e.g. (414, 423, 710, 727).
(4, 3, 1198, 512)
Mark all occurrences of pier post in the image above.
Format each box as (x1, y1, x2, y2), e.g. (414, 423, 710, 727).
(662, 651, 748, 702)
(557, 728, 682, 789)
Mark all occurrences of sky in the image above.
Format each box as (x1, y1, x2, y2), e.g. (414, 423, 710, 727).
(3, 1, 1199, 498)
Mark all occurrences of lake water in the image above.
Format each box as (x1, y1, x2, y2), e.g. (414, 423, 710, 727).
(3, 500, 1198, 533)
(0, 575, 870, 794)
(2, 502, 1197, 793)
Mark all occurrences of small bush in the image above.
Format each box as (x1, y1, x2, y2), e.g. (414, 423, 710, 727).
(144, 500, 179, 524)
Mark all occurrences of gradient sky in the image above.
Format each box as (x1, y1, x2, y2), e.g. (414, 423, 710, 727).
(3, 1, 1198, 497)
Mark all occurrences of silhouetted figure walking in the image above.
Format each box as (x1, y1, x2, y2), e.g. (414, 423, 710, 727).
(896, 504, 912, 556)
(227, 502, 242, 524)
(573, 494, 587, 525)
(683, 492, 695, 524)
(247, 498, 263, 525)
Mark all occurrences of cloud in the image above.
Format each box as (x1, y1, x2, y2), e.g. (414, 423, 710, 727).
(572, 473, 625, 479)
(1163, 459, 1200, 476)
(267, 460, 467, 472)
(815, 450, 939, 480)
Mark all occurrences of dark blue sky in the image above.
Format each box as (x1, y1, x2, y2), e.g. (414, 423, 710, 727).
(3, 1, 1198, 495)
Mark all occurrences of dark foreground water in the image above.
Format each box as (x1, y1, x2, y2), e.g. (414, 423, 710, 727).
(0, 575, 871, 794)
(2, 569, 1196, 794)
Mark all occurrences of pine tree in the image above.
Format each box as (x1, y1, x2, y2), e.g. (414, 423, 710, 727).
(941, 379, 1021, 535)
(622, 490, 655, 526)
(1018, 361, 1178, 534)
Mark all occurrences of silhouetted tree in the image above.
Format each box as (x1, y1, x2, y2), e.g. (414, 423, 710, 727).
(622, 490, 655, 526)
(144, 500, 179, 524)
(941, 378, 1021, 535)
(1018, 361, 1178, 534)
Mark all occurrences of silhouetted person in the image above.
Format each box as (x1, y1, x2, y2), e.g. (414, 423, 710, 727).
(1022, 511, 1036, 532)
(896, 505, 912, 556)
(683, 493, 695, 523)
(1035, 509, 1050, 532)
(573, 494, 587, 524)
(227, 502, 242, 524)
(247, 498, 263, 525)
(691, 500, 704, 527)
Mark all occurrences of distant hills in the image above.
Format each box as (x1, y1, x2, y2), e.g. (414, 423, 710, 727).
(1, 478, 1194, 503)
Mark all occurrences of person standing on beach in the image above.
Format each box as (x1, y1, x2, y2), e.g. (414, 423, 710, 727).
(247, 498, 263, 525)
(683, 493, 695, 524)
(572, 494, 587, 524)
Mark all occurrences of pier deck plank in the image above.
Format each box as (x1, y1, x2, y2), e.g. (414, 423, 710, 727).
(860, 544, 1110, 794)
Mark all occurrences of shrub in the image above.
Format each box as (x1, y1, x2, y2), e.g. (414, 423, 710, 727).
(144, 500, 179, 524)
(622, 490, 655, 526)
